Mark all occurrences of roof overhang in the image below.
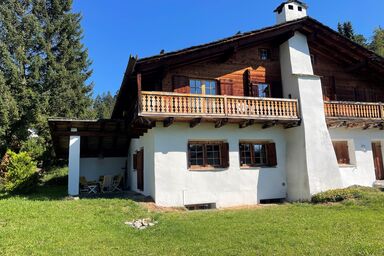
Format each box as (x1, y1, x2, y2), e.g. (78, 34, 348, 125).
(48, 119, 146, 158)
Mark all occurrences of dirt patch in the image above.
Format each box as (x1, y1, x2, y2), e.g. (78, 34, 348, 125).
(140, 202, 186, 212)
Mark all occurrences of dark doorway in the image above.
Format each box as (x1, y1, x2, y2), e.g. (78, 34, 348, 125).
(372, 142, 384, 180)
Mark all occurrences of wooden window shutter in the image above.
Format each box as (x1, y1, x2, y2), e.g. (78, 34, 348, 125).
(219, 79, 233, 95)
(266, 143, 277, 167)
(333, 142, 350, 164)
(221, 142, 230, 168)
(187, 142, 191, 168)
(133, 153, 137, 170)
(172, 75, 190, 93)
(243, 70, 250, 96)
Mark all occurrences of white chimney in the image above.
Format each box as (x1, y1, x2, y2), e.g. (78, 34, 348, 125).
(274, 0, 308, 24)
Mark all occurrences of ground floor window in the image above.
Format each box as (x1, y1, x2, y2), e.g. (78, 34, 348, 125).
(188, 141, 229, 170)
(239, 142, 277, 167)
(332, 141, 350, 165)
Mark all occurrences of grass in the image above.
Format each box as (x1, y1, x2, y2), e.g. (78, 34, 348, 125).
(1, 171, 384, 255)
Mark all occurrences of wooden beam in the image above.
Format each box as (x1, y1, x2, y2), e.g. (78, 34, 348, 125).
(239, 120, 254, 129)
(215, 118, 228, 128)
(345, 59, 369, 72)
(163, 117, 174, 127)
(284, 120, 301, 129)
(190, 118, 202, 128)
(262, 121, 277, 129)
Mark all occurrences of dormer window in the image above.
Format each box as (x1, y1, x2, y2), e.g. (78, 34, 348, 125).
(288, 5, 294, 10)
(298, 6, 302, 11)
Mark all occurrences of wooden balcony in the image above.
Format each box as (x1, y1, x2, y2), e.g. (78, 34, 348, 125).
(324, 101, 384, 129)
(138, 91, 300, 128)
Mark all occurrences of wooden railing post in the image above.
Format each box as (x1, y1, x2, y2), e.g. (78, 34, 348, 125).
(137, 73, 142, 113)
(224, 95, 228, 117)
(380, 103, 384, 120)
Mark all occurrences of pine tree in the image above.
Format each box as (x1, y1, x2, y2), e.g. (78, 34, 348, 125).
(0, 0, 94, 158)
(370, 27, 384, 57)
(93, 91, 117, 119)
(337, 21, 368, 47)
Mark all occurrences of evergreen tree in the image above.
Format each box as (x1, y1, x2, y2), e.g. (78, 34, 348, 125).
(0, 0, 94, 157)
(93, 91, 117, 119)
(337, 21, 368, 47)
(370, 27, 384, 57)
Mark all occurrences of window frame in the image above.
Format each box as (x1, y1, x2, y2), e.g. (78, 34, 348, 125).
(189, 79, 218, 95)
(188, 141, 228, 170)
(239, 141, 277, 168)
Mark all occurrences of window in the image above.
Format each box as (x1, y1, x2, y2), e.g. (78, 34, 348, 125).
(239, 142, 277, 167)
(188, 141, 229, 169)
(190, 79, 217, 95)
(288, 5, 294, 10)
(250, 83, 270, 97)
(298, 6, 302, 11)
(332, 141, 350, 165)
(259, 48, 271, 60)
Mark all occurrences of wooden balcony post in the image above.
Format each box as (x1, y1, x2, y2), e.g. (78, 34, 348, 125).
(380, 103, 384, 120)
(224, 95, 228, 116)
(137, 73, 142, 113)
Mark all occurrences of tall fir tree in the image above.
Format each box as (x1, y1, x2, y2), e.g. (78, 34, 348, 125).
(370, 27, 384, 57)
(93, 91, 117, 119)
(337, 21, 368, 47)
(0, 0, 94, 157)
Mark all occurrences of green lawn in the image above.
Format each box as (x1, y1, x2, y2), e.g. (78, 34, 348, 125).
(1, 172, 384, 255)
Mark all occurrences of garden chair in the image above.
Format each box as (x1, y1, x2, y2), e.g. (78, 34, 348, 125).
(99, 175, 113, 193)
(80, 176, 98, 194)
(111, 175, 123, 192)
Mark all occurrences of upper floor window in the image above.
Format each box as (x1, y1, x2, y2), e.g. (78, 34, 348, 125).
(190, 79, 217, 95)
(250, 83, 270, 98)
(259, 48, 271, 60)
(239, 142, 277, 167)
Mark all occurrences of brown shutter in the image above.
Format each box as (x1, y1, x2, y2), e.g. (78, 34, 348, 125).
(266, 143, 277, 167)
(221, 142, 230, 168)
(243, 70, 250, 96)
(333, 141, 350, 164)
(220, 79, 233, 95)
(133, 153, 137, 170)
(172, 75, 190, 93)
(187, 142, 191, 168)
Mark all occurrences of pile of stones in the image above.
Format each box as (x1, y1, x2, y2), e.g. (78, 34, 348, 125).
(124, 218, 157, 230)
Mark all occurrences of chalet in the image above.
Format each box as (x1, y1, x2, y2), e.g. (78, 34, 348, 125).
(49, 0, 384, 208)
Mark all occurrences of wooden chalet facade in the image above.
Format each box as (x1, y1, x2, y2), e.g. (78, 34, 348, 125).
(50, 0, 384, 207)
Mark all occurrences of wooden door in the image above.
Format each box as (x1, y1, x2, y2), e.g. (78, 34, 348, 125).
(372, 142, 384, 180)
(136, 149, 144, 191)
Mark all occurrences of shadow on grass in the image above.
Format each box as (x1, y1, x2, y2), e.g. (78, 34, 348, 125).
(0, 185, 68, 201)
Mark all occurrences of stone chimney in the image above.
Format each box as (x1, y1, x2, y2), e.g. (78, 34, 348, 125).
(274, 0, 308, 24)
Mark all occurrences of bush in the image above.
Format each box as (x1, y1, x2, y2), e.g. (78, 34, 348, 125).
(0, 150, 39, 194)
(20, 137, 46, 164)
(311, 186, 380, 204)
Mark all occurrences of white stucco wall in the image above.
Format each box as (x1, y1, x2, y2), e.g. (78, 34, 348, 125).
(279, 32, 342, 201)
(129, 129, 156, 199)
(79, 157, 127, 182)
(152, 123, 288, 208)
(329, 128, 382, 187)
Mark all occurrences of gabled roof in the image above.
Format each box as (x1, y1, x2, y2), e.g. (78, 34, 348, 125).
(112, 16, 384, 119)
(274, 0, 308, 13)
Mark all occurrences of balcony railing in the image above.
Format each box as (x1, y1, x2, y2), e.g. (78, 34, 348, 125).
(140, 91, 300, 120)
(324, 101, 384, 120)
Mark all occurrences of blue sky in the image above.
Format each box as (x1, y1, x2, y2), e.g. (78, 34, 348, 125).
(72, 0, 384, 96)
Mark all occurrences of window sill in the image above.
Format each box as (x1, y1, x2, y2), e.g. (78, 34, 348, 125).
(189, 166, 226, 172)
(240, 165, 277, 169)
(338, 164, 356, 168)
